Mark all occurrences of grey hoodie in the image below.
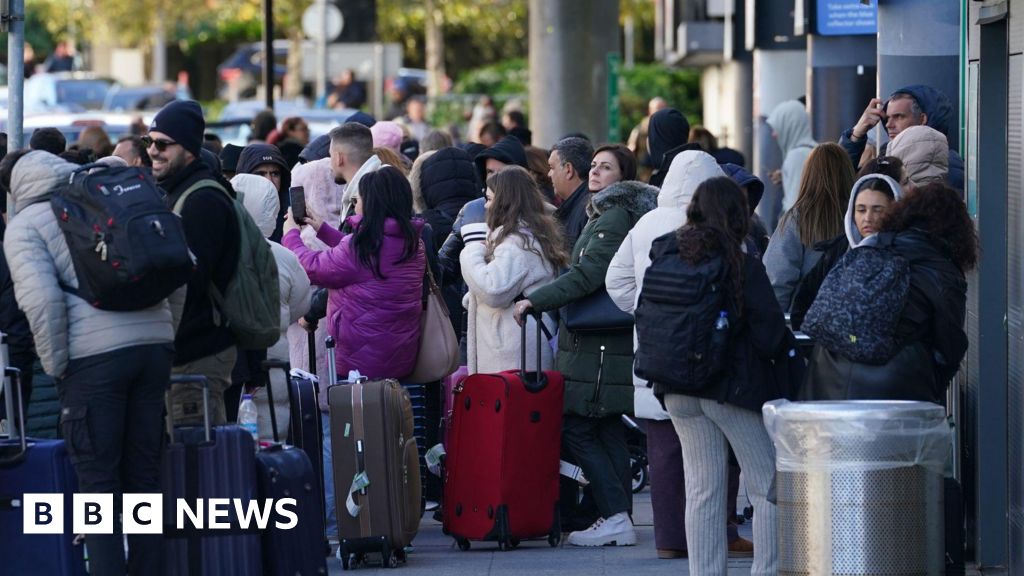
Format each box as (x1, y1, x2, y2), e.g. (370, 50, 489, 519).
(845, 173, 904, 247)
(767, 100, 817, 211)
(4, 151, 175, 377)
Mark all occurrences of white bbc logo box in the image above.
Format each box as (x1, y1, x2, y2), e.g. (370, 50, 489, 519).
(22, 494, 297, 534)
(23, 493, 162, 534)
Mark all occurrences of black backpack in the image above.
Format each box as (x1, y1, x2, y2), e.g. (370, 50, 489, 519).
(803, 233, 911, 364)
(634, 234, 731, 395)
(50, 164, 194, 311)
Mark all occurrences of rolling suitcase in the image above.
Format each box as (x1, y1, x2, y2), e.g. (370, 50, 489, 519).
(443, 318, 564, 550)
(161, 375, 262, 576)
(257, 361, 328, 576)
(260, 360, 324, 502)
(326, 336, 421, 570)
(0, 364, 86, 576)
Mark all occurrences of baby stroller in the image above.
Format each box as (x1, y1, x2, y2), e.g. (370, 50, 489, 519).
(622, 415, 649, 493)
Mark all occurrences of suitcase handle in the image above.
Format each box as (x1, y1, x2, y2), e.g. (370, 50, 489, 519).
(0, 367, 28, 466)
(261, 360, 291, 444)
(519, 311, 548, 393)
(168, 375, 211, 442)
(325, 336, 338, 388)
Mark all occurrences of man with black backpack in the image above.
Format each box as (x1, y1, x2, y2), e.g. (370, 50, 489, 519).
(4, 149, 182, 575)
(148, 100, 244, 426)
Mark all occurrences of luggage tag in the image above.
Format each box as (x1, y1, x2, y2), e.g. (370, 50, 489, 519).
(346, 471, 371, 517)
(289, 367, 319, 384)
(425, 443, 446, 477)
(559, 460, 589, 486)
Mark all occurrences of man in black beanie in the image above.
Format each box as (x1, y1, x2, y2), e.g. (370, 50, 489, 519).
(148, 99, 241, 425)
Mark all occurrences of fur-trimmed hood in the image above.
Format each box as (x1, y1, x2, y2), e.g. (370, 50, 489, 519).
(586, 180, 659, 220)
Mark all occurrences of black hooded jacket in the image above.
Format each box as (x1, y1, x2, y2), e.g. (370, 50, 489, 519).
(473, 136, 528, 184)
(419, 147, 480, 247)
(803, 229, 968, 403)
(647, 109, 693, 188)
(839, 85, 964, 190)
(238, 143, 290, 241)
(161, 159, 241, 364)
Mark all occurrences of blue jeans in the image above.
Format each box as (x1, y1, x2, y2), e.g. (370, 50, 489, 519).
(321, 414, 338, 538)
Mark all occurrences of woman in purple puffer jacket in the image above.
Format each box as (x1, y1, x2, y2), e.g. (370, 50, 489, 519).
(283, 165, 425, 380)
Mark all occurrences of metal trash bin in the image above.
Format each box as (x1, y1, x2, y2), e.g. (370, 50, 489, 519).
(763, 400, 951, 576)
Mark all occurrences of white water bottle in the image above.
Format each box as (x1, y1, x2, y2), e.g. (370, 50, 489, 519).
(238, 394, 259, 447)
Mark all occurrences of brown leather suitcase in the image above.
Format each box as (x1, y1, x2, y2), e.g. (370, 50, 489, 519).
(326, 337, 421, 569)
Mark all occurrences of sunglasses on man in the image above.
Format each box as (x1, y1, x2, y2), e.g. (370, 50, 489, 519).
(141, 135, 179, 153)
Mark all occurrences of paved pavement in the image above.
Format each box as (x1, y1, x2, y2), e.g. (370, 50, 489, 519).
(326, 489, 756, 575)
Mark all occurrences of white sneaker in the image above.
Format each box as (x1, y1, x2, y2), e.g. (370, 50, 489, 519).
(566, 512, 636, 547)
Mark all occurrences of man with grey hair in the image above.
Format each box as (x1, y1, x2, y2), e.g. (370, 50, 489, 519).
(550, 136, 595, 250)
(839, 85, 963, 190)
(329, 122, 382, 215)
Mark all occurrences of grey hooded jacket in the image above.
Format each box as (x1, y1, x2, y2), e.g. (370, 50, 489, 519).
(4, 151, 175, 378)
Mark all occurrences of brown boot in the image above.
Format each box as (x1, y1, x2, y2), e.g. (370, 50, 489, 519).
(657, 548, 688, 559)
(728, 536, 754, 557)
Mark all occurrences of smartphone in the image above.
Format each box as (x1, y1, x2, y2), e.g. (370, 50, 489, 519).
(289, 186, 306, 224)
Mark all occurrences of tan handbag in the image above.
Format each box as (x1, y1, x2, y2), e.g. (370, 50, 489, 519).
(405, 268, 460, 383)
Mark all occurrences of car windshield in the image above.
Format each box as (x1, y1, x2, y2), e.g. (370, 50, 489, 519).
(56, 80, 111, 109)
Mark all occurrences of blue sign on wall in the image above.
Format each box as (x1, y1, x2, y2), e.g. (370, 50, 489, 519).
(817, 0, 877, 36)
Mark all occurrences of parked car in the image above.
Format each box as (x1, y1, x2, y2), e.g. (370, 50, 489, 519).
(103, 84, 183, 112)
(217, 41, 288, 100)
(24, 72, 115, 112)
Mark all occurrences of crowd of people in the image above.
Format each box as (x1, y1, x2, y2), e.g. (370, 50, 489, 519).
(0, 83, 976, 575)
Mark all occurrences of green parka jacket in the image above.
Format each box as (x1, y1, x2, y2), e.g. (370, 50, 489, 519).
(528, 180, 659, 418)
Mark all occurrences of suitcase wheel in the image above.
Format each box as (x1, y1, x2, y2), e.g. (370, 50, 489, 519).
(509, 537, 520, 549)
(386, 551, 399, 569)
(548, 533, 561, 548)
(456, 537, 471, 551)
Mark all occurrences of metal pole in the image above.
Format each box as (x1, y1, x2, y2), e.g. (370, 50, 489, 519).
(315, 0, 327, 103)
(153, 8, 167, 84)
(7, 0, 25, 151)
(263, 0, 274, 110)
(372, 43, 383, 119)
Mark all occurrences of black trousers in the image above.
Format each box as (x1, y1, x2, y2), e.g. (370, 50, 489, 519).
(57, 343, 174, 576)
(562, 414, 632, 519)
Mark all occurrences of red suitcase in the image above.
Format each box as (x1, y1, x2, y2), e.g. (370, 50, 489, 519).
(443, 318, 563, 550)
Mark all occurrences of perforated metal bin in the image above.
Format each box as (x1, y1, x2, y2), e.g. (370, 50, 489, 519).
(763, 400, 951, 576)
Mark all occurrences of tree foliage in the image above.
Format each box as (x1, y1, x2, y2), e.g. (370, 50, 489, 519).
(377, 0, 528, 74)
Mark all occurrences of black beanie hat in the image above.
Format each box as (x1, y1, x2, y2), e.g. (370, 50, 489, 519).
(647, 108, 691, 168)
(150, 100, 205, 158)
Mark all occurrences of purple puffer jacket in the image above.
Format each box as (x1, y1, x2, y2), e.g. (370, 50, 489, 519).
(283, 215, 425, 380)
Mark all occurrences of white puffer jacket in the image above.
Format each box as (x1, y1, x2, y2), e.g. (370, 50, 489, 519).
(4, 151, 175, 378)
(233, 174, 311, 439)
(460, 226, 558, 375)
(605, 151, 723, 419)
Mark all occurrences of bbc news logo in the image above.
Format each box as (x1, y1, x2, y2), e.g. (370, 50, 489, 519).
(23, 494, 298, 534)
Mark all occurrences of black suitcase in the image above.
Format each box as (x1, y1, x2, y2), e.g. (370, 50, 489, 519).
(162, 375, 262, 576)
(0, 365, 86, 575)
(259, 360, 328, 575)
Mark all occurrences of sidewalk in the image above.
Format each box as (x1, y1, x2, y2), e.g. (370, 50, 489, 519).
(327, 489, 755, 575)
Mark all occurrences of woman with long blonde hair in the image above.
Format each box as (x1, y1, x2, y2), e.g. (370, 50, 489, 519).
(763, 142, 855, 312)
(459, 166, 567, 374)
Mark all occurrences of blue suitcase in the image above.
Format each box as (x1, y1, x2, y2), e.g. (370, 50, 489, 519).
(161, 375, 262, 576)
(0, 366, 86, 576)
(259, 361, 328, 575)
